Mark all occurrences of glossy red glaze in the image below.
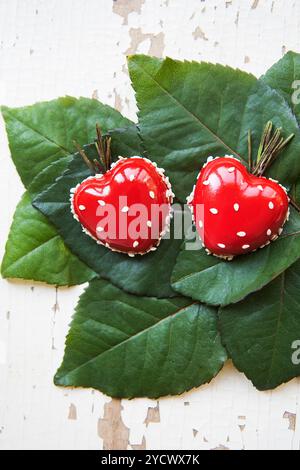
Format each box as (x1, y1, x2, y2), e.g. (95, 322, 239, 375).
(71, 157, 173, 256)
(189, 157, 289, 259)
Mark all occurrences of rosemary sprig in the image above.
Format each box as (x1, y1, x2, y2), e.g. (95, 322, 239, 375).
(248, 121, 299, 212)
(95, 123, 112, 172)
(252, 121, 295, 176)
(73, 140, 95, 173)
(74, 124, 112, 174)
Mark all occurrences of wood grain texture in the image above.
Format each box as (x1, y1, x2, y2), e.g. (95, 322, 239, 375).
(0, 0, 300, 450)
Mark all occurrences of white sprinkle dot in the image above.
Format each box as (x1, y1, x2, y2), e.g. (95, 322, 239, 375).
(149, 191, 155, 199)
(237, 231, 246, 237)
(210, 208, 218, 215)
(98, 200, 105, 206)
(269, 201, 274, 209)
(128, 253, 135, 257)
(242, 244, 250, 250)
(217, 243, 226, 249)
(133, 241, 139, 248)
(267, 229, 272, 236)
(234, 203, 239, 212)
(258, 185, 263, 192)
(199, 220, 203, 229)
(129, 174, 135, 181)
(79, 205, 86, 211)
(147, 220, 152, 228)
(121, 206, 129, 213)
(203, 180, 210, 186)
(96, 226, 104, 232)
(228, 167, 235, 173)
(85, 188, 102, 196)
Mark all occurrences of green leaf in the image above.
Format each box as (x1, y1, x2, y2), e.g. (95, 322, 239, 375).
(29, 155, 72, 198)
(130, 54, 300, 305)
(261, 51, 300, 123)
(108, 125, 143, 158)
(291, 182, 300, 206)
(2, 123, 143, 287)
(260, 52, 300, 207)
(1, 96, 132, 187)
(2, 156, 96, 285)
(1, 192, 96, 286)
(54, 278, 227, 398)
(172, 208, 300, 306)
(33, 144, 182, 297)
(1, 95, 137, 285)
(128, 55, 300, 201)
(219, 259, 300, 390)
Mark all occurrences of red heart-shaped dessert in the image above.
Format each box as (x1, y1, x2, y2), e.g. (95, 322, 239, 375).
(188, 156, 289, 260)
(71, 157, 173, 256)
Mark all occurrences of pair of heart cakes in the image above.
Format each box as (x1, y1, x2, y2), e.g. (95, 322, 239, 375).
(71, 151, 289, 261)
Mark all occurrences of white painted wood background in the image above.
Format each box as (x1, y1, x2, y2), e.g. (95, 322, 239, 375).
(0, 0, 299, 450)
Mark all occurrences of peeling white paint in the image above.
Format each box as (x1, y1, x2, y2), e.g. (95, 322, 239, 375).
(0, 340, 7, 365)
